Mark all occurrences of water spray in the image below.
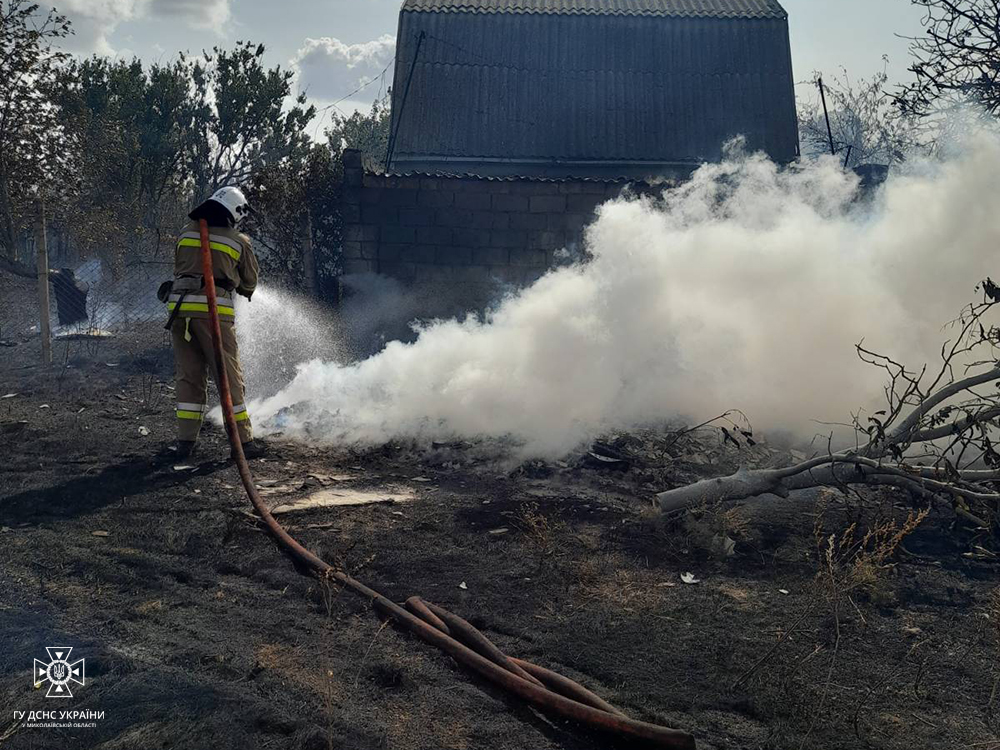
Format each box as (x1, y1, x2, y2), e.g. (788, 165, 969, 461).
(196, 219, 697, 749)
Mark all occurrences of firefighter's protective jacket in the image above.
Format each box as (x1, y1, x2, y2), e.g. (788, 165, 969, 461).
(166, 220, 259, 320)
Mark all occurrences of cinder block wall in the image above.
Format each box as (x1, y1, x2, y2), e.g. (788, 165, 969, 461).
(340, 150, 655, 305)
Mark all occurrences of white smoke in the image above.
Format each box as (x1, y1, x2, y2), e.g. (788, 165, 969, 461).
(249, 130, 1000, 457)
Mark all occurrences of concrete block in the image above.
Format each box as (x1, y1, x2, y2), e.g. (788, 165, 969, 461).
(399, 208, 434, 226)
(363, 174, 386, 188)
(342, 149, 363, 168)
(341, 204, 361, 223)
(567, 194, 602, 213)
(342, 241, 363, 259)
(380, 261, 416, 280)
(492, 194, 528, 212)
(528, 231, 562, 250)
(414, 263, 453, 281)
(451, 228, 491, 247)
(361, 204, 397, 225)
(360, 188, 383, 204)
(529, 195, 567, 213)
(436, 245, 473, 265)
(417, 226, 453, 245)
(436, 209, 474, 228)
(469, 210, 497, 229)
(490, 229, 528, 248)
(460, 179, 506, 194)
(454, 192, 492, 211)
(344, 168, 364, 187)
(382, 225, 416, 244)
(343, 225, 366, 243)
(509, 212, 547, 231)
(581, 181, 613, 194)
(452, 265, 494, 284)
(507, 181, 548, 196)
(565, 213, 591, 233)
(510, 248, 547, 267)
(418, 190, 455, 208)
(379, 243, 404, 262)
(407, 244, 437, 264)
(522, 266, 547, 284)
(488, 265, 526, 285)
(473, 247, 508, 266)
(342, 258, 373, 275)
(383, 189, 419, 207)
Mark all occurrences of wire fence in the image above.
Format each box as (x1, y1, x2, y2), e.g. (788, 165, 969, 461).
(1, 252, 176, 368)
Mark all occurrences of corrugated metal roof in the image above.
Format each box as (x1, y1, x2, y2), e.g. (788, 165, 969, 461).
(389, 9, 798, 177)
(401, 0, 787, 19)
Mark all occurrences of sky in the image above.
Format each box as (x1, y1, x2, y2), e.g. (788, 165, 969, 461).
(52, 0, 929, 120)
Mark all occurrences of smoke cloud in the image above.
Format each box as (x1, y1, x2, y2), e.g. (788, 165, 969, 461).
(249, 130, 1000, 457)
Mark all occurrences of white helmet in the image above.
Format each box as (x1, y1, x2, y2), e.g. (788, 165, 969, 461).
(190, 186, 250, 226)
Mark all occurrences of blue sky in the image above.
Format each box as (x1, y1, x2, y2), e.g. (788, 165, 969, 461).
(55, 0, 928, 115)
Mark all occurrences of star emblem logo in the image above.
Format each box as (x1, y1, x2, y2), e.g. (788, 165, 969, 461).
(34, 647, 85, 698)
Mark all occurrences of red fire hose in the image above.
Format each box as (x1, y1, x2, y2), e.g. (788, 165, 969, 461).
(197, 219, 696, 749)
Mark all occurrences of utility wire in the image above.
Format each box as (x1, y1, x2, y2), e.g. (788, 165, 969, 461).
(309, 57, 396, 140)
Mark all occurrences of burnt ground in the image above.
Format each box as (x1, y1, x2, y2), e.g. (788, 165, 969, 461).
(1, 325, 999, 750)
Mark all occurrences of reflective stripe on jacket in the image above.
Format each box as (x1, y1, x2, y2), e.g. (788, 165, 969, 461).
(166, 293, 235, 317)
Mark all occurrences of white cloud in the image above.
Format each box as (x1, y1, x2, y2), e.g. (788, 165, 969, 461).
(56, 0, 230, 55)
(56, 0, 144, 55)
(292, 35, 395, 104)
(148, 0, 230, 29)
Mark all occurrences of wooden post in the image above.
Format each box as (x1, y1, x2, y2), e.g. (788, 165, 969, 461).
(301, 209, 317, 297)
(35, 199, 51, 366)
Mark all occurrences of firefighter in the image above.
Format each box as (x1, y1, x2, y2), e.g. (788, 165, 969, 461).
(160, 186, 263, 460)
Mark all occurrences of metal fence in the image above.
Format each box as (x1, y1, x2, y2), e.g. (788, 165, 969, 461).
(0, 254, 175, 369)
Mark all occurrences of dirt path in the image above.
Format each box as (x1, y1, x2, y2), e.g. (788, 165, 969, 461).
(1, 335, 998, 750)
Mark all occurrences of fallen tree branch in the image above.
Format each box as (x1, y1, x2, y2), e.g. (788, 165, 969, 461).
(656, 289, 1000, 533)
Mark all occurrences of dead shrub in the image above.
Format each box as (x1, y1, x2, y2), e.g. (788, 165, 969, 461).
(814, 507, 929, 607)
(513, 502, 564, 572)
(682, 500, 754, 559)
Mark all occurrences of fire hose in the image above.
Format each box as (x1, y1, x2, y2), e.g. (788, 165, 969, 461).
(196, 219, 696, 750)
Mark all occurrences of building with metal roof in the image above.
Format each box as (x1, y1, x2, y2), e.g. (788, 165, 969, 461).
(386, 0, 799, 179)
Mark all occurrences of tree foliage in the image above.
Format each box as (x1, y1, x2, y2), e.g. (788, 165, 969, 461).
(189, 41, 315, 197)
(51, 56, 202, 268)
(41, 40, 318, 281)
(244, 94, 393, 290)
(326, 93, 392, 170)
(244, 144, 342, 289)
(0, 0, 70, 275)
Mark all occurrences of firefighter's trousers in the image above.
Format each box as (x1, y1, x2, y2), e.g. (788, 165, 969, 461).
(171, 316, 252, 444)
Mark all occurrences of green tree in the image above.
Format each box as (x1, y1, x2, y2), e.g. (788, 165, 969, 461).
(245, 144, 341, 290)
(245, 95, 392, 293)
(188, 41, 316, 198)
(327, 92, 392, 170)
(0, 0, 71, 276)
(52, 56, 203, 269)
